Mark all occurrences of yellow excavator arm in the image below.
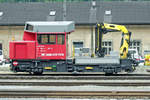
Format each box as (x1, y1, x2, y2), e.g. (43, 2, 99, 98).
(95, 23, 131, 59)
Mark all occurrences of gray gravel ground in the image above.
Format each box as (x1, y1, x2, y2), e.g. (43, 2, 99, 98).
(0, 99, 103, 100)
(0, 98, 150, 100)
(130, 65, 150, 74)
(0, 79, 150, 82)
(0, 64, 11, 72)
(0, 85, 150, 91)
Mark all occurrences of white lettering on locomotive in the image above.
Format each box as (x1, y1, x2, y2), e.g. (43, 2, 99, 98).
(41, 53, 45, 56)
(41, 53, 64, 56)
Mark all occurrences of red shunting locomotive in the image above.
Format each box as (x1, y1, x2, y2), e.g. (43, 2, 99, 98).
(9, 21, 74, 74)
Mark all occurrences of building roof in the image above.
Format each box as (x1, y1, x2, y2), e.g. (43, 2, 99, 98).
(0, 2, 150, 25)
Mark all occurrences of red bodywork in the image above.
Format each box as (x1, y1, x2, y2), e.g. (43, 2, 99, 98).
(9, 41, 36, 59)
(9, 31, 69, 60)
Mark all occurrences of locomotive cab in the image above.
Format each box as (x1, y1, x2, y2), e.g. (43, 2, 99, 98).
(23, 21, 74, 60)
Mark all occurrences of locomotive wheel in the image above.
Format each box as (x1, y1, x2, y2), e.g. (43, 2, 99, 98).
(29, 72, 34, 75)
(33, 69, 43, 75)
(33, 72, 43, 75)
(29, 69, 43, 75)
(34, 70, 43, 75)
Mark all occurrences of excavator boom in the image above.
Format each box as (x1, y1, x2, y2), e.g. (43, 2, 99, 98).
(95, 23, 131, 59)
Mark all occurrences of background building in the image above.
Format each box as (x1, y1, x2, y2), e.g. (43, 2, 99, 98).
(0, 1, 150, 58)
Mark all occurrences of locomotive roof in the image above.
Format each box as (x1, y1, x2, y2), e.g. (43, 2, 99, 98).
(25, 21, 75, 33)
(26, 21, 73, 26)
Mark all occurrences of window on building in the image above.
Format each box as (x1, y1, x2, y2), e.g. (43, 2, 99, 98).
(0, 43, 2, 50)
(0, 12, 3, 17)
(57, 35, 65, 45)
(73, 41, 83, 48)
(0, 50, 2, 55)
(73, 41, 84, 56)
(130, 40, 141, 53)
(102, 40, 112, 55)
(49, 10, 56, 16)
(0, 43, 2, 55)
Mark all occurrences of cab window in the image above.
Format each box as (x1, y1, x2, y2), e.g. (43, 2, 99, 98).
(49, 35, 56, 44)
(57, 35, 65, 45)
(37, 34, 56, 44)
(41, 35, 48, 44)
(26, 24, 33, 31)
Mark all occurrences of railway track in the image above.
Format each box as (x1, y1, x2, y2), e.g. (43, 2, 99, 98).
(0, 90, 150, 98)
(0, 74, 150, 80)
(0, 74, 149, 98)
(1, 81, 150, 86)
(0, 73, 150, 86)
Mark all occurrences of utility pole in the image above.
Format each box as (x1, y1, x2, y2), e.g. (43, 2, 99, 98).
(89, 0, 96, 57)
(63, 0, 66, 21)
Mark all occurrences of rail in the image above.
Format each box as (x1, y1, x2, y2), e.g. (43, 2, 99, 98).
(0, 81, 150, 86)
(0, 74, 150, 80)
(0, 90, 150, 98)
